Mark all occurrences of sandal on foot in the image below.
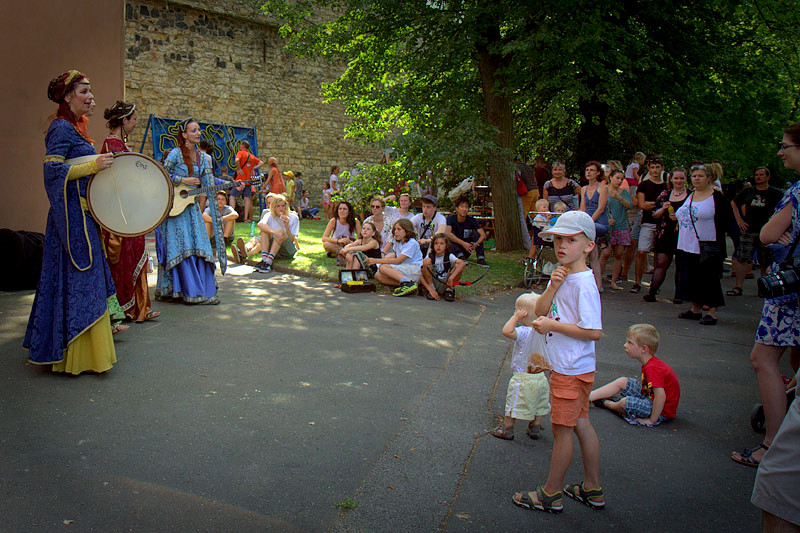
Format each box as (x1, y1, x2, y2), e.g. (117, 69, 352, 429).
(490, 425, 514, 440)
(526, 421, 544, 440)
(731, 443, 769, 467)
(136, 310, 160, 323)
(564, 482, 605, 510)
(678, 310, 702, 320)
(726, 287, 743, 296)
(111, 323, 129, 335)
(512, 486, 563, 513)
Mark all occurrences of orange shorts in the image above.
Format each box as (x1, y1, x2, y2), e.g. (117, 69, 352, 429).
(549, 371, 595, 427)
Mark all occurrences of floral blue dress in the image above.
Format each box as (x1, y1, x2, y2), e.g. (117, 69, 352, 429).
(755, 180, 800, 346)
(155, 148, 217, 302)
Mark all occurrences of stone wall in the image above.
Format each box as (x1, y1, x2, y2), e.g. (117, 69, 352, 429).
(124, 0, 380, 201)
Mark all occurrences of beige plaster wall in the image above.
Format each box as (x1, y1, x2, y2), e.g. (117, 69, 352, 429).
(0, 0, 125, 233)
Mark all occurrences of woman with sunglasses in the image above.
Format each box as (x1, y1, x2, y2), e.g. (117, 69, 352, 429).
(155, 118, 219, 305)
(364, 195, 398, 255)
(732, 124, 800, 475)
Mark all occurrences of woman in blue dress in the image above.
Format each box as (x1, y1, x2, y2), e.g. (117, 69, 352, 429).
(155, 118, 219, 304)
(24, 70, 117, 374)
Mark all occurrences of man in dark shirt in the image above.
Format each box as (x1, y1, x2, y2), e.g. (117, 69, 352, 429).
(445, 195, 487, 265)
(632, 155, 667, 293)
(729, 167, 784, 295)
(533, 156, 552, 197)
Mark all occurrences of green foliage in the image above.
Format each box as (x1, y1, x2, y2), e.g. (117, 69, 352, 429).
(331, 160, 414, 216)
(261, 0, 800, 194)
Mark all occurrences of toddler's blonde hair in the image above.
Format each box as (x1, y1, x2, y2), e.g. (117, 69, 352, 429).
(626, 323, 659, 353)
(534, 199, 549, 212)
(515, 292, 540, 326)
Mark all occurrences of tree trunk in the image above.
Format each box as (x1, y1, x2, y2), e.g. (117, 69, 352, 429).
(477, 49, 522, 252)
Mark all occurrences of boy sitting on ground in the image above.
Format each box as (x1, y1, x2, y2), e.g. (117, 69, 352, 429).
(589, 323, 680, 426)
(445, 194, 488, 265)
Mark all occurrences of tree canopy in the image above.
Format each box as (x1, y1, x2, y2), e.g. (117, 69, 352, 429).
(263, 0, 800, 250)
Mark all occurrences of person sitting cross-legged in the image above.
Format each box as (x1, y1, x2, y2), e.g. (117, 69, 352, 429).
(253, 194, 300, 273)
(203, 190, 238, 248)
(445, 194, 487, 265)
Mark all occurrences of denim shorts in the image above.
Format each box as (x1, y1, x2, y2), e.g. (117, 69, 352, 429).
(622, 377, 669, 425)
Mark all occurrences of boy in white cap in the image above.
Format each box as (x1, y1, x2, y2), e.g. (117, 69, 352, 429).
(512, 210, 604, 514)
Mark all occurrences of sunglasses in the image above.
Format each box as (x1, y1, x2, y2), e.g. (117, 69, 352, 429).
(691, 164, 706, 171)
(179, 117, 194, 131)
(370, 205, 382, 209)
(648, 158, 663, 164)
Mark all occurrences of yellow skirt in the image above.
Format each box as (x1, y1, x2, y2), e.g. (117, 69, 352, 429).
(52, 309, 117, 375)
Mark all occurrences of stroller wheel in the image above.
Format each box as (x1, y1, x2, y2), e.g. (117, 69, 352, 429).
(750, 403, 766, 433)
(522, 259, 535, 288)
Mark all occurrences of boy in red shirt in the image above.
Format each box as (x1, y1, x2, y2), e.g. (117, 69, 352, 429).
(589, 323, 680, 426)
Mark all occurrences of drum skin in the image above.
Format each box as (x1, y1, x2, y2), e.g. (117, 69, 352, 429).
(86, 153, 173, 237)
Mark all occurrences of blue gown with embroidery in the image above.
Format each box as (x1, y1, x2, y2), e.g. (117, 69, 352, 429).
(155, 148, 217, 302)
(23, 119, 116, 364)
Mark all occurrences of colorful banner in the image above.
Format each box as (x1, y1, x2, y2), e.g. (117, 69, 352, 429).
(143, 115, 258, 176)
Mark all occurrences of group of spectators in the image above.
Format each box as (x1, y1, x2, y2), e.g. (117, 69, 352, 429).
(519, 152, 786, 327)
(322, 193, 488, 299)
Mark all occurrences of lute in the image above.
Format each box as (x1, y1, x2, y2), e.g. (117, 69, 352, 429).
(169, 177, 264, 217)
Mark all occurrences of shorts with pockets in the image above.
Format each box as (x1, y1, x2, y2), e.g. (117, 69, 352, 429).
(549, 371, 594, 427)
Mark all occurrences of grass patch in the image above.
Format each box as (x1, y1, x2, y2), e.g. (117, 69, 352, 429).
(231, 219, 526, 296)
(334, 497, 358, 510)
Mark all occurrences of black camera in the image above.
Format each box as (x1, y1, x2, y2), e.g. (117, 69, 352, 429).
(758, 259, 800, 299)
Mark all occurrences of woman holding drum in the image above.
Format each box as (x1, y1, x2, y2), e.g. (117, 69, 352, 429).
(155, 117, 219, 304)
(100, 101, 160, 322)
(23, 70, 117, 374)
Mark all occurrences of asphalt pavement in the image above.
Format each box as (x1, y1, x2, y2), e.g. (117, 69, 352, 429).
(0, 260, 790, 532)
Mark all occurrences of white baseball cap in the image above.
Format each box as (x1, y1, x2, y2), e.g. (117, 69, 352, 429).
(540, 210, 596, 241)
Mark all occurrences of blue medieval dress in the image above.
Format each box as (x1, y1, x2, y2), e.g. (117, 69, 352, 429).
(23, 119, 117, 374)
(155, 148, 217, 302)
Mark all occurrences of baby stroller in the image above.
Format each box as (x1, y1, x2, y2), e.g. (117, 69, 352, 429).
(523, 212, 560, 288)
(750, 375, 797, 433)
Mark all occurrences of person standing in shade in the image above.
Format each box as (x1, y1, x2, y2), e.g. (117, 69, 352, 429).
(631, 155, 667, 293)
(728, 167, 784, 296)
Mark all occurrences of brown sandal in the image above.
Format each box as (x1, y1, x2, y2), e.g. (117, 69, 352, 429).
(490, 425, 514, 440)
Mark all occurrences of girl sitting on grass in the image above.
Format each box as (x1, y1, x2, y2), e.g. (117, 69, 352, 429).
(321, 201, 361, 264)
(341, 221, 383, 271)
(368, 219, 423, 296)
(419, 233, 465, 301)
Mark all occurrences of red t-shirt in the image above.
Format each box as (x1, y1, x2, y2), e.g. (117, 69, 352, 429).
(640, 356, 680, 418)
(236, 149, 261, 181)
(269, 166, 286, 194)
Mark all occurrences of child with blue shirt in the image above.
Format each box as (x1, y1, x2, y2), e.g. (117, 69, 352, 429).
(369, 218, 423, 296)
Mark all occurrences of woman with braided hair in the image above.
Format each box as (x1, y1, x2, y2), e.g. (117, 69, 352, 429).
(154, 118, 219, 304)
(99, 101, 160, 322)
(24, 70, 117, 374)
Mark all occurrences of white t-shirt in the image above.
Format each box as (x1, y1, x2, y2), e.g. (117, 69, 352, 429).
(676, 193, 715, 254)
(260, 211, 300, 237)
(545, 270, 602, 375)
(329, 173, 338, 189)
(625, 162, 640, 181)
(384, 205, 413, 221)
(410, 212, 447, 241)
(204, 205, 237, 218)
(431, 252, 459, 279)
(391, 238, 423, 266)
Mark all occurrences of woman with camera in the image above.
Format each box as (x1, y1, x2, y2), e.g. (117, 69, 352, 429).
(732, 124, 800, 469)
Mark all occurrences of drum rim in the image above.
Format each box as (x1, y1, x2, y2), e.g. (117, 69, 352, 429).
(87, 152, 174, 237)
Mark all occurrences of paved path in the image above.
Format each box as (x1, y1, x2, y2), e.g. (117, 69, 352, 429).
(0, 263, 789, 531)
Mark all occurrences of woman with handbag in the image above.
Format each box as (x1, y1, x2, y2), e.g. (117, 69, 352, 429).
(674, 164, 733, 325)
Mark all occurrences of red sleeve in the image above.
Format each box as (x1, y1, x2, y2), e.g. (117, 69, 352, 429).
(643, 361, 667, 391)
